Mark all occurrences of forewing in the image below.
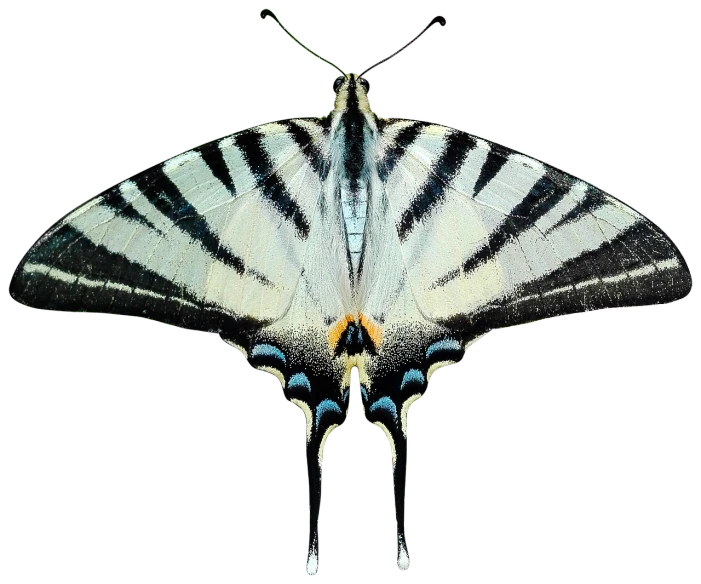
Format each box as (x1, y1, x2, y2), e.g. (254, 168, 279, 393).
(378, 119, 691, 333)
(10, 118, 331, 335)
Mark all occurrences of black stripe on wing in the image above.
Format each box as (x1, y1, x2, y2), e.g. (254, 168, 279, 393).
(461, 168, 576, 275)
(397, 132, 476, 241)
(472, 142, 512, 197)
(131, 167, 246, 275)
(102, 187, 163, 233)
(9, 224, 262, 334)
(378, 121, 428, 182)
(279, 120, 330, 181)
(196, 143, 237, 196)
(11, 223, 201, 316)
(543, 184, 607, 235)
(234, 129, 311, 238)
(442, 219, 691, 333)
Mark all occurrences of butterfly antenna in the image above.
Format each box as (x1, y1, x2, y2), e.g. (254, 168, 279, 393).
(261, 9, 346, 77)
(359, 16, 446, 78)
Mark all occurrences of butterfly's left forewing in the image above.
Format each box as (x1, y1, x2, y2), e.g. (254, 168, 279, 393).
(10, 119, 335, 334)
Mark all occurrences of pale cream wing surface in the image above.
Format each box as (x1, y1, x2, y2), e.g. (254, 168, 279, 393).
(378, 120, 691, 329)
(10, 119, 334, 331)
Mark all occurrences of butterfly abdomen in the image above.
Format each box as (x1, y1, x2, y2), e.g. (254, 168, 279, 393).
(327, 313, 383, 356)
(340, 185, 368, 275)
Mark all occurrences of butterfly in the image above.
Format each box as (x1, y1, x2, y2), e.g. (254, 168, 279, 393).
(7, 8, 692, 576)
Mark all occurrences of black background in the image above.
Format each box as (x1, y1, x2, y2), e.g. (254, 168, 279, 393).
(5, 7, 695, 573)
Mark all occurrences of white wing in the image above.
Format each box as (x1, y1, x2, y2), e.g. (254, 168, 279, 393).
(374, 119, 691, 333)
(350, 116, 691, 576)
(10, 114, 357, 578)
(10, 119, 335, 334)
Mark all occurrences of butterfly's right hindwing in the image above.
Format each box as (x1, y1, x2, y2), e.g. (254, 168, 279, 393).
(10, 119, 330, 335)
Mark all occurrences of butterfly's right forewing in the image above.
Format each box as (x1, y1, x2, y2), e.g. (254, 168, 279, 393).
(378, 119, 692, 334)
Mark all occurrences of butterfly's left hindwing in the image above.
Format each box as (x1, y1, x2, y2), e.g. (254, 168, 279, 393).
(10, 114, 354, 575)
(8, 107, 361, 441)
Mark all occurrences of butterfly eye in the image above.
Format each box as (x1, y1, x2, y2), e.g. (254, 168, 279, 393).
(359, 77, 370, 93)
(333, 76, 345, 93)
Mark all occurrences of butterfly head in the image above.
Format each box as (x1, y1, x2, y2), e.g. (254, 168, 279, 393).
(332, 74, 371, 113)
(333, 74, 369, 94)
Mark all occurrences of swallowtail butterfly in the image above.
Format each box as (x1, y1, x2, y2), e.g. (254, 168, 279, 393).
(8, 9, 692, 575)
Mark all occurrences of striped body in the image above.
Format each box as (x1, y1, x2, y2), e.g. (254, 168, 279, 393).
(340, 185, 367, 274)
(10, 73, 691, 574)
(330, 75, 377, 277)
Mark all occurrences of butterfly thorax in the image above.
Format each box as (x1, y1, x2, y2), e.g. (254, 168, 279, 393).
(329, 74, 378, 280)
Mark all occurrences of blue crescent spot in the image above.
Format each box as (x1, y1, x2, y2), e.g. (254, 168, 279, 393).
(360, 385, 368, 402)
(251, 343, 286, 365)
(425, 338, 461, 359)
(316, 400, 342, 430)
(401, 369, 425, 391)
(369, 396, 398, 420)
(342, 388, 350, 403)
(288, 373, 311, 391)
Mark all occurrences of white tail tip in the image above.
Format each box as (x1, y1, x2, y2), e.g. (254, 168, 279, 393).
(397, 545, 410, 570)
(306, 550, 318, 575)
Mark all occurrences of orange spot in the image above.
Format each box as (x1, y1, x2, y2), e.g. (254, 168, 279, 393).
(328, 314, 355, 350)
(359, 314, 383, 348)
